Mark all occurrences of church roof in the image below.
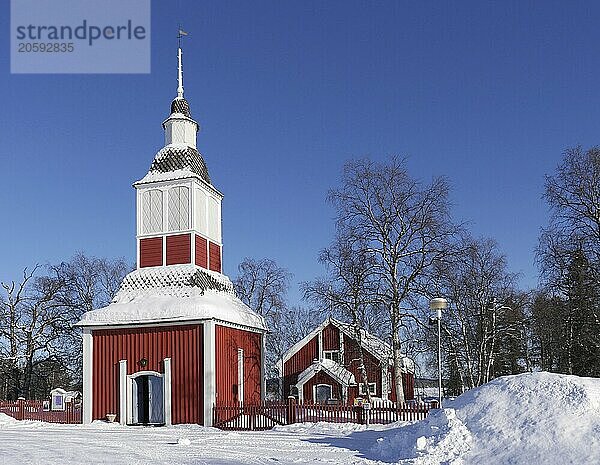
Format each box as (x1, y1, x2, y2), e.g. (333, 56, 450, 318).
(144, 144, 211, 185)
(76, 265, 267, 331)
(170, 97, 191, 117)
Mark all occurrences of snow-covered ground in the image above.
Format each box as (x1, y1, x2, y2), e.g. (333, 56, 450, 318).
(1, 372, 599, 464)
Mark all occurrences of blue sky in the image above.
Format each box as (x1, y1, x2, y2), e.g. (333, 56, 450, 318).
(1, 1, 599, 304)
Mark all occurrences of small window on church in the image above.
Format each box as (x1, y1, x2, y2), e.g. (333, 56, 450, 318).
(168, 186, 190, 231)
(142, 190, 163, 234)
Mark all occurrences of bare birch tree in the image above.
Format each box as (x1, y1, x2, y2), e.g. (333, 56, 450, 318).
(0, 254, 129, 398)
(233, 258, 293, 379)
(303, 233, 380, 402)
(328, 157, 455, 403)
(431, 236, 526, 391)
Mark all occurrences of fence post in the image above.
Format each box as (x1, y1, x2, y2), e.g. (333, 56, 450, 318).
(286, 396, 296, 425)
(17, 397, 25, 421)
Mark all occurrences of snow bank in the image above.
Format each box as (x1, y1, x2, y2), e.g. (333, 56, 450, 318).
(0, 413, 19, 427)
(370, 372, 600, 465)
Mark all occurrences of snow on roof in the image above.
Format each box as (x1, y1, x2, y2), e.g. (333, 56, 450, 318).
(76, 265, 266, 330)
(114, 264, 233, 301)
(296, 358, 356, 387)
(77, 290, 266, 330)
(279, 317, 413, 372)
(134, 144, 212, 186)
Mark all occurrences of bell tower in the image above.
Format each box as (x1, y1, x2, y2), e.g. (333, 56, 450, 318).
(133, 42, 223, 273)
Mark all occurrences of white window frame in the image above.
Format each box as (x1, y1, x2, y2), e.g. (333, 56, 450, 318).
(323, 350, 341, 363)
(313, 383, 334, 402)
(126, 370, 167, 426)
(359, 382, 377, 396)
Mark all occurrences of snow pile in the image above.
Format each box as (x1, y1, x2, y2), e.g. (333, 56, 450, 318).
(370, 408, 471, 464)
(371, 372, 600, 465)
(0, 413, 19, 427)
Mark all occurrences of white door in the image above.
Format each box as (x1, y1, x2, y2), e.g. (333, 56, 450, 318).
(131, 374, 164, 424)
(148, 375, 164, 424)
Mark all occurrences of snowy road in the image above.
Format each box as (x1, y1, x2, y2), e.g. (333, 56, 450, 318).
(0, 421, 392, 465)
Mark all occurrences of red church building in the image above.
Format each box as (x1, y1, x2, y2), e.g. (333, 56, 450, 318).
(278, 318, 415, 404)
(77, 46, 267, 426)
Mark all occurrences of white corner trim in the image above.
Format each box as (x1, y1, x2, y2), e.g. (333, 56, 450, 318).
(82, 330, 93, 424)
(238, 348, 244, 403)
(261, 334, 266, 401)
(164, 358, 172, 426)
(203, 320, 216, 426)
(318, 331, 323, 360)
(119, 360, 127, 425)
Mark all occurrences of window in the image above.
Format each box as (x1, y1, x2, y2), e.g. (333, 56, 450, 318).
(359, 383, 377, 396)
(323, 350, 340, 363)
(315, 384, 333, 403)
(195, 189, 207, 233)
(208, 196, 220, 241)
(168, 186, 190, 231)
(141, 190, 163, 234)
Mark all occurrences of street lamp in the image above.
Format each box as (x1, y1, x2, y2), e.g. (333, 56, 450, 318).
(429, 297, 448, 407)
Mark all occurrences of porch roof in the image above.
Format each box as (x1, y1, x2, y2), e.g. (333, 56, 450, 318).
(295, 358, 356, 388)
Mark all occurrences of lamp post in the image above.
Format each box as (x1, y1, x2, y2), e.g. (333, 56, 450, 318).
(429, 297, 448, 407)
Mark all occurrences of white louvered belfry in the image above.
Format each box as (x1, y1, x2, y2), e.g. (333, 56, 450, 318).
(168, 186, 190, 231)
(142, 190, 164, 234)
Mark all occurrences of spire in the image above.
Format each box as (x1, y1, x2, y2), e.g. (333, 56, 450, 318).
(177, 28, 188, 99)
(177, 47, 184, 98)
(169, 28, 191, 117)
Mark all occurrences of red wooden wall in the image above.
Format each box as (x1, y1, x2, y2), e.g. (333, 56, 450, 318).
(303, 371, 341, 401)
(343, 337, 384, 400)
(195, 235, 208, 268)
(283, 336, 318, 398)
(282, 323, 416, 403)
(166, 233, 191, 265)
(208, 242, 222, 273)
(92, 324, 203, 424)
(215, 325, 262, 404)
(139, 237, 163, 267)
(322, 324, 340, 350)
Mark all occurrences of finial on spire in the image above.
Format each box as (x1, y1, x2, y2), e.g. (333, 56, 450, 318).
(177, 27, 188, 99)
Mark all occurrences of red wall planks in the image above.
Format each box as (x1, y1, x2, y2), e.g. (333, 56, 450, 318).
(92, 324, 203, 424)
(387, 370, 415, 402)
(166, 234, 191, 265)
(215, 325, 262, 405)
(139, 237, 163, 268)
(303, 371, 341, 401)
(283, 336, 318, 398)
(282, 327, 416, 403)
(208, 241, 221, 273)
(322, 324, 340, 351)
(195, 235, 208, 268)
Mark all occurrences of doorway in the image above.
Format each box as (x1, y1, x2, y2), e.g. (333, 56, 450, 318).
(131, 374, 164, 425)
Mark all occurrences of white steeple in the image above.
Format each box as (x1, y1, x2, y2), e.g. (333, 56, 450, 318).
(177, 46, 184, 99)
(162, 36, 199, 148)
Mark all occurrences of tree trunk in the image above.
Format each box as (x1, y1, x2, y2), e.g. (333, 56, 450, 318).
(392, 322, 405, 404)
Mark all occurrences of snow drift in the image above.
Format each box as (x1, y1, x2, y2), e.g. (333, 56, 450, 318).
(371, 372, 600, 464)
